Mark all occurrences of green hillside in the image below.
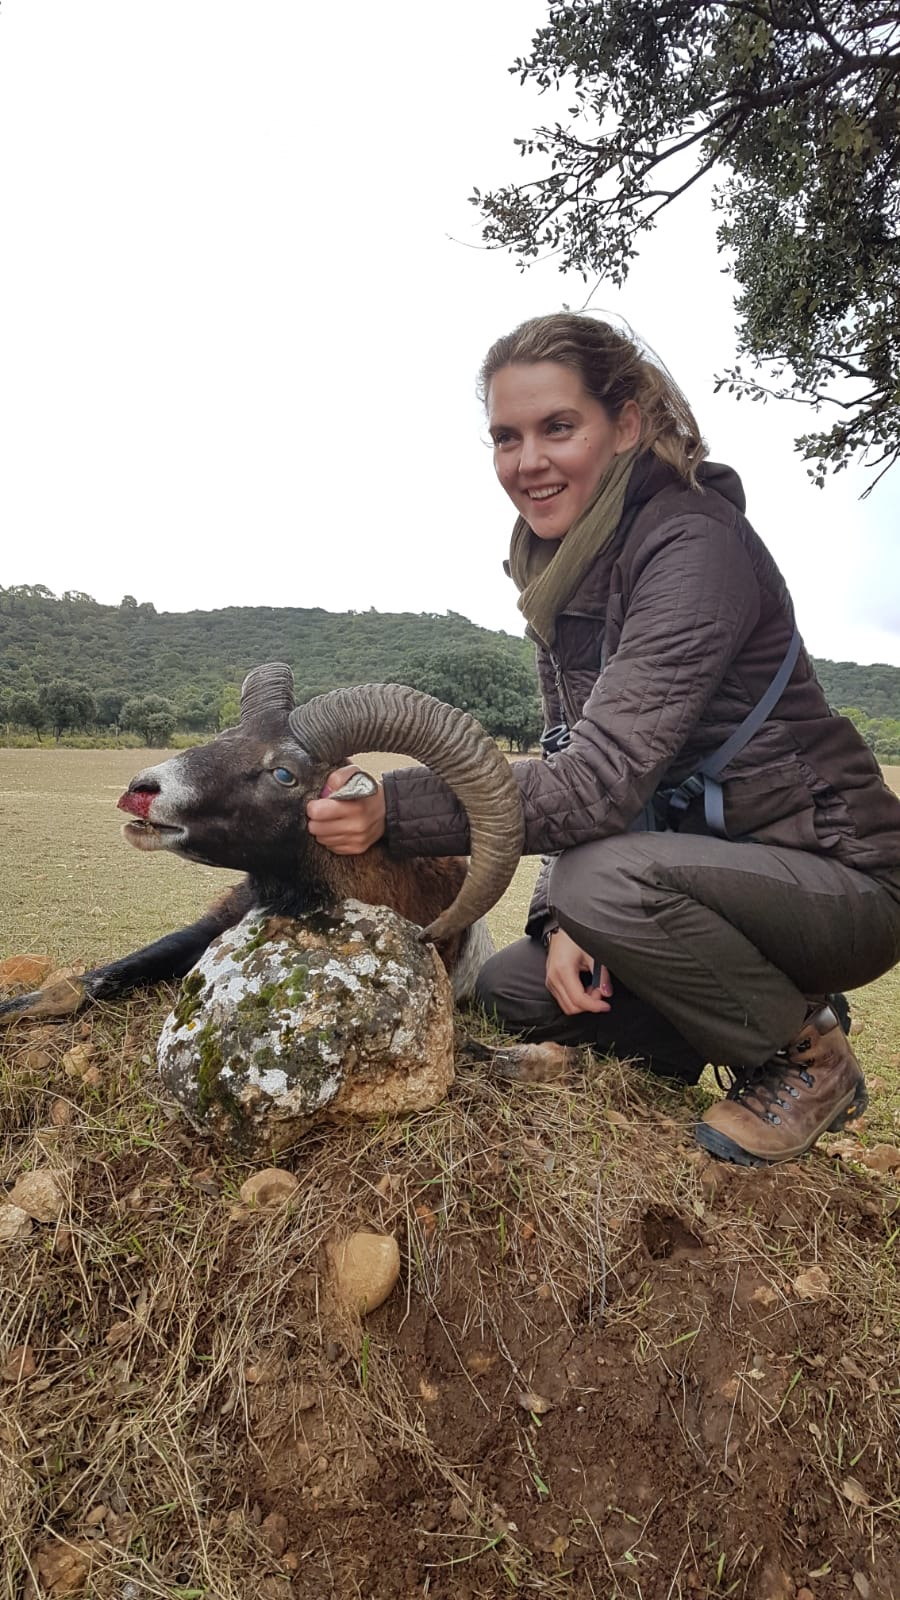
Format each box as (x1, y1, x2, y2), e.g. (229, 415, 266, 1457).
(1, 584, 898, 756)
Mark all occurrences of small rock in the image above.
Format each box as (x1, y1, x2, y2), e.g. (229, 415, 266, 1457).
(448, 1495, 468, 1523)
(62, 1044, 95, 1080)
(7, 1168, 65, 1223)
(81, 1065, 102, 1090)
(751, 1284, 780, 1309)
(859, 1144, 900, 1174)
(83, 1505, 107, 1528)
(330, 1231, 400, 1314)
(841, 1476, 870, 1508)
(796, 1589, 815, 1600)
(261, 1511, 289, 1557)
(244, 1359, 283, 1384)
(853, 1573, 871, 1599)
(23, 1048, 54, 1072)
(105, 1320, 134, 1348)
(0, 1203, 33, 1245)
(49, 1099, 74, 1128)
(28, 1538, 93, 1596)
(1, 1344, 37, 1382)
(239, 1168, 299, 1209)
(418, 1378, 439, 1402)
(0, 954, 54, 988)
(517, 1390, 554, 1415)
(282, 1552, 300, 1572)
(792, 1265, 830, 1300)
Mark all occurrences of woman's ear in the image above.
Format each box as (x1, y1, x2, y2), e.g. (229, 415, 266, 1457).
(615, 400, 642, 453)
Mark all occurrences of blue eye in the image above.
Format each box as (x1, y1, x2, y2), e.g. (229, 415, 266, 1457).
(271, 767, 297, 786)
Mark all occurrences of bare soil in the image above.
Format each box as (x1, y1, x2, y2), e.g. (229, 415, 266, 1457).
(1, 994, 898, 1600)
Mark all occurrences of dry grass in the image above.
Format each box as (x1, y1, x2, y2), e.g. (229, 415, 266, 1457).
(1, 995, 898, 1598)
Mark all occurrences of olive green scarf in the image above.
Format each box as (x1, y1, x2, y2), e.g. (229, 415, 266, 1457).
(508, 449, 638, 648)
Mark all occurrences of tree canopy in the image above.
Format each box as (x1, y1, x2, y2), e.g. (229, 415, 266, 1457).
(474, 2, 900, 486)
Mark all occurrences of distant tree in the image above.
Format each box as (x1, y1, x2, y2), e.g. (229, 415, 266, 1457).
(39, 680, 97, 740)
(9, 691, 45, 738)
(475, 1, 900, 486)
(412, 643, 542, 750)
(95, 689, 125, 733)
(218, 683, 241, 730)
(121, 694, 177, 746)
(176, 691, 218, 732)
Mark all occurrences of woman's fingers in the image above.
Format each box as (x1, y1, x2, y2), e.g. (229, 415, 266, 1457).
(545, 929, 612, 1015)
(307, 767, 387, 854)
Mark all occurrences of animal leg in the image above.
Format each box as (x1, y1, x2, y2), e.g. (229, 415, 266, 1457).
(0, 881, 255, 1024)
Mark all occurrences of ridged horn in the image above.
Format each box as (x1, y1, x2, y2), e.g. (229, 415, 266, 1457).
(289, 684, 524, 943)
(240, 662, 296, 726)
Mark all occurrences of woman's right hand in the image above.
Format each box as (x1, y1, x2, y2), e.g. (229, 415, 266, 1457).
(545, 927, 613, 1015)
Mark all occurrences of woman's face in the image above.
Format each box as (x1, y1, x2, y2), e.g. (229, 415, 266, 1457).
(488, 361, 640, 540)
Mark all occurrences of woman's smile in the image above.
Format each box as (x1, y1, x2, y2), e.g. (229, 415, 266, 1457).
(487, 361, 640, 539)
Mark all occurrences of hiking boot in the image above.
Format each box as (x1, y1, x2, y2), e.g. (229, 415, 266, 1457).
(695, 1004, 868, 1166)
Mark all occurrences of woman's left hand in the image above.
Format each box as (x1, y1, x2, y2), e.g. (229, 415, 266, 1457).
(306, 766, 387, 854)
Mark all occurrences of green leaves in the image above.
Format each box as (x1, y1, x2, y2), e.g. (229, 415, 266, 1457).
(474, 1, 900, 484)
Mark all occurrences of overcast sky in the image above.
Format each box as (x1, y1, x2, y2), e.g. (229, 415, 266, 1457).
(1, 0, 898, 666)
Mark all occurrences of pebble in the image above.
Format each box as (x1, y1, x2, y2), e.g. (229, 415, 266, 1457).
(7, 1168, 65, 1223)
(1, 1344, 37, 1383)
(238, 1168, 299, 1209)
(331, 1231, 400, 1314)
(0, 1203, 33, 1245)
(0, 954, 54, 988)
(792, 1265, 830, 1300)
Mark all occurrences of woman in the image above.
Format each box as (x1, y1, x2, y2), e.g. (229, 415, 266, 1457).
(307, 314, 900, 1166)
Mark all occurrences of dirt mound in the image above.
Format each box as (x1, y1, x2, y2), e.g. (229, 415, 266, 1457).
(1, 998, 898, 1599)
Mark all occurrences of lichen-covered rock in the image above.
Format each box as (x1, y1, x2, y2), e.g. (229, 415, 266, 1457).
(157, 903, 454, 1155)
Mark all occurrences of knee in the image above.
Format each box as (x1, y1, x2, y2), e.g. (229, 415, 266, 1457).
(473, 939, 555, 1031)
(549, 835, 648, 928)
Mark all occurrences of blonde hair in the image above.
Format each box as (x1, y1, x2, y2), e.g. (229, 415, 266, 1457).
(479, 313, 708, 485)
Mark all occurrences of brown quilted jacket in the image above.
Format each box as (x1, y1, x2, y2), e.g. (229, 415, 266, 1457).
(382, 454, 900, 927)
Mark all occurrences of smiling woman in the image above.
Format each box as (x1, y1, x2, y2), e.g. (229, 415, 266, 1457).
(307, 311, 900, 1172)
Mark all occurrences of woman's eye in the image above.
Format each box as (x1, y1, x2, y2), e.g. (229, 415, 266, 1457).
(492, 431, 513, 448)
(271, 767, 297, 787)
(547, 420, 571, 435)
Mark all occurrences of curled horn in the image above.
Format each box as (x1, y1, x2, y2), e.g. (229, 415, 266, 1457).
(240, 662, 296, 727)
(289, 684, 524, 943)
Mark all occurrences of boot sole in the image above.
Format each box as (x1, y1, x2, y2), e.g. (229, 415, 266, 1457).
(694, 1083, 869, 1167)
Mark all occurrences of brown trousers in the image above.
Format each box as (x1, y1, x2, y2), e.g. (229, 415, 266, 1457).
(475, 834, 900, 1081)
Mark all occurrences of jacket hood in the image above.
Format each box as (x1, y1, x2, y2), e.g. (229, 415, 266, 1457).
(624, 453, 746, 516)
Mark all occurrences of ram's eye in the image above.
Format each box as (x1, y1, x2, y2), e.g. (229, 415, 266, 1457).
(271, 767, 297, 787)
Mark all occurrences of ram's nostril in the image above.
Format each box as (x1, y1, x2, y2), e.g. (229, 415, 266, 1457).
(128, 778, 161, 795)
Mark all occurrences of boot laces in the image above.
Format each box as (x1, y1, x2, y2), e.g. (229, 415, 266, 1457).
(717, 1057, 815, 1125)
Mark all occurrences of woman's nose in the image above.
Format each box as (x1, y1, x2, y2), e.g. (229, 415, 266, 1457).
(518, 434, 549, 474)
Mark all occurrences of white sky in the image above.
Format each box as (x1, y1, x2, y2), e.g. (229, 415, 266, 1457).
(1, 0, 898, 666)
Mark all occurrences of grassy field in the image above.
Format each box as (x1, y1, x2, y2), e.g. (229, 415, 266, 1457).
(2, 750, 898, 1597)
(0, 748, 897, 1134)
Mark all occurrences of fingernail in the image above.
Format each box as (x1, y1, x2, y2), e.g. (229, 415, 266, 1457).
(319, 785, 331, 798)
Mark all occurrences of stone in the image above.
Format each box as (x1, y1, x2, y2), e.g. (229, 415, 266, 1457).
(0, 954, 54, 988)
(156, 904, 454, 1156)
(261, 1511, 289, 1557)
(859, 1144, 900, 1174)
(1, 1344, 37, 1382)
(0, 1203, 33, 1245)
(330, 1231, 400, 1314)
(517, 1390, 554, 1415)
(239, 1168, 299, 1208)
(792, 1265, 830, 1300)
(28, 1538, 93, 1596)
(7, 1168, 65, 1223)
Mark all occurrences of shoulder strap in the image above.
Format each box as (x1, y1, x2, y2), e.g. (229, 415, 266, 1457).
(665, 626, 802, 837)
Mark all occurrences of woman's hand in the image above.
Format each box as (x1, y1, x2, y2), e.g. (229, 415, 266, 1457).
(545, 927, 613, 1016)
(306, 766, 386, 854)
